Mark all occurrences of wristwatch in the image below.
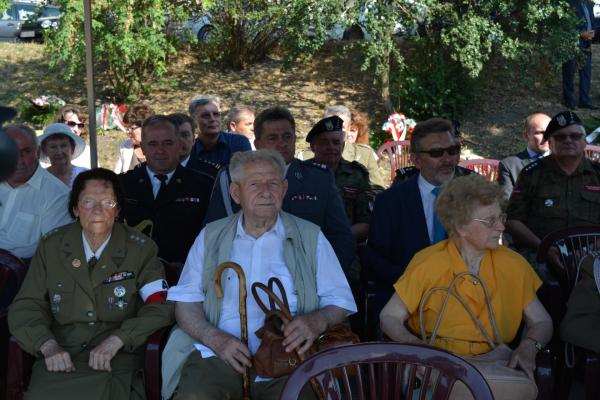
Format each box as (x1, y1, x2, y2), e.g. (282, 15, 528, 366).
(527, 337, 543, 351)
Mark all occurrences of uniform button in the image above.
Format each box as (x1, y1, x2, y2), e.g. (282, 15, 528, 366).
(81, 343, 87, 349)
(88, 321, 95, 326)
(86, 311, 94, 317)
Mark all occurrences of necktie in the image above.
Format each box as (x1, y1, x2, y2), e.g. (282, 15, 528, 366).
(154, 174, 168, 199)
(88, 256, 98, 269)
(431, 187, 447, 244)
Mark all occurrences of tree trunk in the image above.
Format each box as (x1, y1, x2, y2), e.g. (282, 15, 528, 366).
(380, 51, 394, 115)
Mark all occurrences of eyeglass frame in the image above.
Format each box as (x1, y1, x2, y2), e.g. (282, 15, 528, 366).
(472, 213, 507, 228)
(66, 121, 86, 129)
(78, 198, 118, 210)
(417, 144, 462, 158)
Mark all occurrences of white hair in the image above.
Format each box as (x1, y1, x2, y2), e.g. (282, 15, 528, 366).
(229, 149, 286, 183)
(188, 95, 221, 116)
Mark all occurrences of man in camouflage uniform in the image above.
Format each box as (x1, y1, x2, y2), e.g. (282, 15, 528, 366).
(506, 111, 600, 259)
(306, 115, 371, 244)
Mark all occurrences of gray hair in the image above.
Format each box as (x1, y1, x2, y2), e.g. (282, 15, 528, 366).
(188, 95, 221, 116)
(229, 149, 286, 183)
(324, 105, 351, 124)
(224, 106, 254, 128)
(4, 124, 37, 147)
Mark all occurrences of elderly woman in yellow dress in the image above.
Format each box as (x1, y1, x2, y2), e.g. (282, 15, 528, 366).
(380, 174, 553, 399)
(8, 168, 174, 400)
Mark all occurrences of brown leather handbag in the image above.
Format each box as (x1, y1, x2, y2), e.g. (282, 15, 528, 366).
(251, 277, 359, 378)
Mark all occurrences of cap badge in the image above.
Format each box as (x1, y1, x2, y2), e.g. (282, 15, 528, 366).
(557, 115, 567, 126)
(325, 120, 334, 131)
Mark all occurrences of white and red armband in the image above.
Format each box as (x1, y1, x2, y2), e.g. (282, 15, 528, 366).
(139, 279, 169, 304)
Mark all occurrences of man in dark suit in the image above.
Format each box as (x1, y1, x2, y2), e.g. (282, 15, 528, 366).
(120, 115, 213, 263)
(498, 113, 551, 198)
(563, 0, 598, 110)
(363, 118, 463, 320)
(203, 107, 356, 276)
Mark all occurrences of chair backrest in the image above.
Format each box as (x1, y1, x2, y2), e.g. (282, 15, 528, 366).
(536, 225, 600, 297)
(458, 159, 500, 182)
(376, 140, 412, 183)
(585, 144, 600, 162)
(279, 342, 494, 400)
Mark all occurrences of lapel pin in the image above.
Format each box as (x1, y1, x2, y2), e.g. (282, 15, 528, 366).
(114, 286, 126, 298)
(72, 258, 81, 268)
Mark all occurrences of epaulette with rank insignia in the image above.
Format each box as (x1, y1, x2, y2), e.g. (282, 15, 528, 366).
(305, 161, 328, 170)
(392, 166, 419, 185)
(520, 159, 542, 175)
(42, 225, 67, 240)
(127, 232, 148, 245)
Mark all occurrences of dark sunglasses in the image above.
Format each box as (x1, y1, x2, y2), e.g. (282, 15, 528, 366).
(418, 144, 461, 158)
(552, 132, 584, 142)
(66, 121, 85, 129)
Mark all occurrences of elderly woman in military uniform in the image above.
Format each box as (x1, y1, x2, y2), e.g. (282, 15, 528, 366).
(8, 168, 174, 400)
(380, 174, 553, 400)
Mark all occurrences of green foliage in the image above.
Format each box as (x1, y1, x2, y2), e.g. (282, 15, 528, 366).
(347, 0, 579, 117)
(199, 0, 345, 70)
(0, 0, 9, 17)
(45, 0, 182, 102)
(17, 95, 66, 129)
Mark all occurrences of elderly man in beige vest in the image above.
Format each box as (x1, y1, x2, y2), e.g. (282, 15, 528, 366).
(163, 149, 357, 400)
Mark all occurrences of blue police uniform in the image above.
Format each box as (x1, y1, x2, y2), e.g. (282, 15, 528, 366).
(191, 131, 251, 167)
(203, 158, 356, 274)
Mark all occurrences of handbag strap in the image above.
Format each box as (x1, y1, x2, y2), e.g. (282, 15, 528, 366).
(251, 280, 293, 321)
(418, 271, 502, 349)
(267, 277, 289, 312)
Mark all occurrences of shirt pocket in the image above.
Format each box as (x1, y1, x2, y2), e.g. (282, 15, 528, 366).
(268, 262, 298, 314)
(578, 188, 600, 222)
(98, 279, 138, 321)
(47, 279, 75, 325)
(532, 186, 563, 219)
(8, 211, 39, 246)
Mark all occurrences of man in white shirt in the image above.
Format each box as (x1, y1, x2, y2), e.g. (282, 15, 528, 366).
(0, 124, 71, 260)
(163, 149, 356, 400)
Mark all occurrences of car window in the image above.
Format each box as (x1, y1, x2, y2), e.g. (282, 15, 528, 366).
(41, 7, 61, 18)
(14, 4, 36, 21)
(1, 7, 14, 20)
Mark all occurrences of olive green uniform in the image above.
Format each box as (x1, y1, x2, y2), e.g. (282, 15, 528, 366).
(8, 222, 175, 400)
(342, 143, 387, 189)
(507, 156, 600, 241)
(560, 254, 600, 353)
(333, 159, 372, 226)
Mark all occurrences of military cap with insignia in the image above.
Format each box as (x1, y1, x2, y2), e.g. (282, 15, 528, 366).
(306, 115, 344, 143)
(543, 111, 583, 141)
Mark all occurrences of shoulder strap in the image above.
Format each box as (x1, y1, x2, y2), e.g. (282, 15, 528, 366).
(418, 271, 502, 349)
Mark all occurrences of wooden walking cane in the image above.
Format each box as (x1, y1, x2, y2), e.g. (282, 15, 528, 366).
(214, 262, 250, 400)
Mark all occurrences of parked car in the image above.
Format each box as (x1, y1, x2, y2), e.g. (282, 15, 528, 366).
(0, 1, 61, 42)
(167, 13, 213, 43)
(18, 4, 61, 42)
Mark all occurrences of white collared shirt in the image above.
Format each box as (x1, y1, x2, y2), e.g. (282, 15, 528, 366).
(526, 148, 549, 159)
(146, 167, 176, 199)
(82, 232, 111, 262)
(0, 165, 72, 258)
(168, 214, 357, 359)
(180, 155, 190, 168)
(417, 173, 439, 244)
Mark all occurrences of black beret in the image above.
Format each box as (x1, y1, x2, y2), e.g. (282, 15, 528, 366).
(544, 111, 583, 141)
(306, 115, 344, 143)
(0, 105, 16, 127)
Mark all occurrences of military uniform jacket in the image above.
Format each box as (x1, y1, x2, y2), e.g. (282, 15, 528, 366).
(342, 143, 388, 189)
(392, 165, 475, 186)
(203, 158, 356, 273)
(119, 164, 213, 263)
(8, 222, 174, 359)
(560, 254, 600, 353)
(507, 156, 600, 240)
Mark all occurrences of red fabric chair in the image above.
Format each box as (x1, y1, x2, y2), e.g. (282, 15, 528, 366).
(584, 144, 600, 162)
(458, 159, 500, 182)
(376, 140, 412, 184)
(536, 226, 600, 400)
(279, 342, 494, 400)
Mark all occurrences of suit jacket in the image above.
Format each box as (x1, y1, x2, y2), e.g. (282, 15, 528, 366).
(119, 164, 213, 263)
(363, 174, 432, 314)
(203, 158, 356, 273)
(498, 150, 534, 199)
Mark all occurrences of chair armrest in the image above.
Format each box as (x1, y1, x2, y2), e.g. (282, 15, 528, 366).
(143, 326, 171, 400)
(535, 348, 555, 400)
(6, 336, 34, 400)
